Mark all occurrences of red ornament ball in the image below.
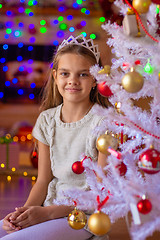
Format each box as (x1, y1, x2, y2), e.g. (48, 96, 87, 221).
(138, 148, 160, 174)
(137, 199, 152, 214)
(72, 161, 84, 174)
(97, 82, 113, 97)
(115, 162, 127, 176)
(151, 0, 160, 4)
(30, 150, 38, 168)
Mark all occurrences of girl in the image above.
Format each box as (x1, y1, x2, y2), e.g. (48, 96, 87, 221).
(0, 35, 109, 240)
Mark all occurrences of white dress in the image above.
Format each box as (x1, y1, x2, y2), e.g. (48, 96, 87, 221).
(32, 103, 105, 206)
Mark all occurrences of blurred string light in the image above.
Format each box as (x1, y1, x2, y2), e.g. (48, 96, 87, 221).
(58, 16, 64, 21)
(12, 78, 18, 84)
(40, 20, 46, 25)
(81, 32, 87, 37)
(99, 17, 105, 22)
(40, 27, 47, 33)
(69, 27, 75, 32)
(18, 42, 24, 48)
(29, 93, 34, 99)
(59, 23, 68, 30)
(67, 15, 73, 21)
(3, 44, 8, 50)
(90, 33, 96, 39)
(14, 30, 22, 37)
(144, 61, 154, 74)
(0, 4, 2, 8)
(17, 56, 23, 61)
(0, 92, 4, 98)
(5, 34, 9, 39)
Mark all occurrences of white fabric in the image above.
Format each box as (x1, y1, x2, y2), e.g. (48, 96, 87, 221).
(0, 219, 93, 240)
(32, 104, 105, 206)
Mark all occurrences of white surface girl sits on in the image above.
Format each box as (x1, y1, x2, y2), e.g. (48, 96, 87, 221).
(0, 35, 109, 240)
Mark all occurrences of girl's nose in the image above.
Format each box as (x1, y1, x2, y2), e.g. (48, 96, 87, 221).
(68, 75, 79, 85)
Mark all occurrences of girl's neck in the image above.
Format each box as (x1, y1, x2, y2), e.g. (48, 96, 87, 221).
(60, 102, 94, 123)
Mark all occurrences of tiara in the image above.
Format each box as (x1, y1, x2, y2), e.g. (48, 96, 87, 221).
(57, 35, 100, 63)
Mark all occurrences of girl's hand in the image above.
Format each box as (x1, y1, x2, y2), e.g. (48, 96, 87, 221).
(3, 212, 21, 234)
(10, 206, 49, 229)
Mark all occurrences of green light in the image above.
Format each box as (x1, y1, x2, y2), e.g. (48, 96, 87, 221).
(90, 33, 96, 39)
(156, 6, 159, 14)
(77, 0, 83, 4)
(59, 23, 68, 30)
(14, 30, 22, 37)
(99, 17, 105, 23)
(0, 4, 2, 8)
(40, 27, 47, 33)
(58, 16, 64, 22)
(6, 28, 12, 34)
(25, 9, 31, 15)
(144, 62, 154, 74)
(40, 20, 46, 26)
(81, 32, 87, 37)
(81, 8, 86, 13)
(28, 0, 33, 6)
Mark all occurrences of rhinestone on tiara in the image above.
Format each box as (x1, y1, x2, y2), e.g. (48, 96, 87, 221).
(57, 35, 100, 63)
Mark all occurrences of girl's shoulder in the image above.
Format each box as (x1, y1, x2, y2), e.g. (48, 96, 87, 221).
(38, 105, 61, 121)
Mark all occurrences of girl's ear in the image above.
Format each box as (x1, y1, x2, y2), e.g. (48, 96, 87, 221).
(93, 79, 97, 88)
(52, 69, 57, 82)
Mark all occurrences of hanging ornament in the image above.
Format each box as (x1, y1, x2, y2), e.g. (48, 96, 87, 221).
(132, 0, 151, 14)
(98, 65, 111, 75)
(137, 198, 152, 214)
(121, 67, 144, 93)
(115, 161, 127, 176)
(96, 133, 118, 155)
(30, 147, 38, 168)
(152, 0, 160, 4)
(68, 208, 87, 230)
(97, 82, 113, 97)
(138, 147, 160, 174)
(88, 211, 111, 235)
(123, 10, 148, 37)
(72, 161, 84, 174)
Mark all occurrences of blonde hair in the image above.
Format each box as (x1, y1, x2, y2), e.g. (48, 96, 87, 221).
(40, 44, 109, 112)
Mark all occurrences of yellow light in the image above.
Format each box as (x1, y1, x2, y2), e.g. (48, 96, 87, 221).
(13, 136, 18, 142)
(21, 136, 26, 142)
(32, 176, 36, 181)
(7, 176, 11, 181)
(6, 134, 11, 139)
(1, 163, 5, 168)
(27, 134, 32, 140)
(23, 171, 28, 176)
(11, 167, 16, 172)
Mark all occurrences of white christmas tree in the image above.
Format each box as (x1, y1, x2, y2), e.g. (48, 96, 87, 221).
(55, 1, 160, 239)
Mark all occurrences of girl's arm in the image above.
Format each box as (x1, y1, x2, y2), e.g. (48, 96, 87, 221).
(24, 140, 53, 206)
(7, 140, 73, 229)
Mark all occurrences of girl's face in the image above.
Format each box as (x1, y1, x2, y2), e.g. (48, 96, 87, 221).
(53, 53, 96, 105)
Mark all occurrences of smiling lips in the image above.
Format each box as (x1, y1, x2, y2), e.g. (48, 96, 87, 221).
(65, 88, 81, 93)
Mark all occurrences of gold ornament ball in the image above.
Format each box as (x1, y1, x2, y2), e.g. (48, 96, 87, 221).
(96, 134, 118, 155)
(122, 70, 144, 93)
(132, 0, 151, 14)
(88, 211, 111, 236)
(67, 208, 87, 230)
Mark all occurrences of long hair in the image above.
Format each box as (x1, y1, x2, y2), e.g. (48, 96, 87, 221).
(40, 43, 109, 112)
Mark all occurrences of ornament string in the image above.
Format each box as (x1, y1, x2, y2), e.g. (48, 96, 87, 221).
(124, 0, 159, 43)
(115, 120, 160, 140)
(97, 195, 109, 211)
(127, 120, 160, 140)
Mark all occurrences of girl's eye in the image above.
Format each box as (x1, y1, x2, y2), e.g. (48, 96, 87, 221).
(80, 73, 89, 77)
(60, 72, 69, 77)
